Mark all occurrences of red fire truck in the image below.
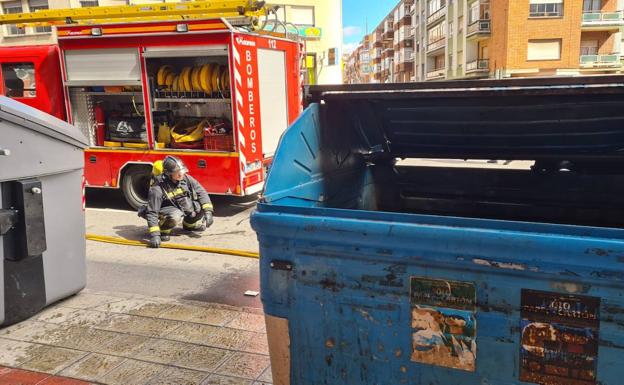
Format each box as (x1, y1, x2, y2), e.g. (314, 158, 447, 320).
(0, 17, 302, 208)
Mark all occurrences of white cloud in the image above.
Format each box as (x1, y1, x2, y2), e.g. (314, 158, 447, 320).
(343, 42, 359, 54)
(343, 25, 362, 38)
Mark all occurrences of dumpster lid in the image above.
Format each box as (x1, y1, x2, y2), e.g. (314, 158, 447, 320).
(0, 96, 88, 149)
(308, 76, 624, 161)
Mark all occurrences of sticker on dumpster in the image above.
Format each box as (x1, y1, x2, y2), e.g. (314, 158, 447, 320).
(409, 277, 477, 372)
(519, 289, 600, 385)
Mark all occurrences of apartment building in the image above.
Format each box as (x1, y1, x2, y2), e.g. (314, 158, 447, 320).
(345, 34, 372, 83)
(0, 0, 343, 84)
(346, 0, 623, 83)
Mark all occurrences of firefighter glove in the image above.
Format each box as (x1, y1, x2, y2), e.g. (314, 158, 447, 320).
(148, 234, 161, 248)
(205, 211, 214, 228)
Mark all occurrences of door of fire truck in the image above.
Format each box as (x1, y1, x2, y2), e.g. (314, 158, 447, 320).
(0, 45, 65, 121)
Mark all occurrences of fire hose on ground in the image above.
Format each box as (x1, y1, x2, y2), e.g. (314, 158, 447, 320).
(85, 233, 259, 259)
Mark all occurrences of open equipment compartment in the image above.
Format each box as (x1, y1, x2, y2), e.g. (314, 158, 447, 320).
(144, 45, 234, 153)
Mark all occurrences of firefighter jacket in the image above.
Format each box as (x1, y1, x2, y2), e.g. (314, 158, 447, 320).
(146, 174, 213, 235)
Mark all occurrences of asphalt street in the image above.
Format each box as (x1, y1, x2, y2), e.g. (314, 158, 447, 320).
(85, 189, 262, 309)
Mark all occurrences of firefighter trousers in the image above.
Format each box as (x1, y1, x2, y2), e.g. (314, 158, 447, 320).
(158, 206, 205, 234)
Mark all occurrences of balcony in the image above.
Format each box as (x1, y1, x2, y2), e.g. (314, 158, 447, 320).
(427, 5, 446, 25)
(466, 59, 489, 74)
(396, 62, 414, 73)
(466, 20, 491, 40)
(580, 54, 622, 68)
(381, 49, 395, 59)
(426, 68, 445, 80)
(582, 11, 624, 30)
(427, 38, 446, 54)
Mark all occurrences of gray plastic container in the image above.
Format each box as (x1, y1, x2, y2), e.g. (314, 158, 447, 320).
(0, 96, 88, 326)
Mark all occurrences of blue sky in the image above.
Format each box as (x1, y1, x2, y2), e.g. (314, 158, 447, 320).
(343, 0, 397, 53)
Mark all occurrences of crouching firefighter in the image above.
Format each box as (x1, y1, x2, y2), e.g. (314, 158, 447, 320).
(139, 156, 214, 248)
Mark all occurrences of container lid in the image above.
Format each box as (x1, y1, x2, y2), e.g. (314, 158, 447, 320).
(309, 76, 624, 161)
(0, 96, 88, 149)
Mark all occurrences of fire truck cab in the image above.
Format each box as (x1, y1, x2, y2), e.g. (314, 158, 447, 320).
(0, 18, 302, 209)
(0, 45, 65, 121)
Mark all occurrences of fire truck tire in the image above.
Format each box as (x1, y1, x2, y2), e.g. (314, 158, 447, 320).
(121, 166, 151, 210)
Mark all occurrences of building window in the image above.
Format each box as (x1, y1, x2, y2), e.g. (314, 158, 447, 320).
(428, 22, 446, 44)
(79, 0, 99, 7)
(28, 0, 51, 33)
(328, 48, 337, 66)
(529, 0, 564, 17)
(434, 55, 445, 69)
(527, 39, 562, 60)
(2, 62, 36, 98)
(3, 1, 25, 36)
(428, 0, 445, 15)
(583, 0, 601, 12)
(288, 6, 315, 26)
(580, 40, 599, 55)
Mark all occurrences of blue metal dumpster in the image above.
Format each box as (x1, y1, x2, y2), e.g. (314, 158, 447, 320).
(251, 76, 624, 385)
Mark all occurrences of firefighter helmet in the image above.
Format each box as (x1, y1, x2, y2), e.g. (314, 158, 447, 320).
(162, 156, 188, 176)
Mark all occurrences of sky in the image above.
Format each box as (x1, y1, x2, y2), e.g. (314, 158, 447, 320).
(342, 0, 398, 54)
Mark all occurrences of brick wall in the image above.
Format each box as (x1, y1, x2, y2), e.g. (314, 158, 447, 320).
(489, 0, 510, 72)
(602, 0, 618, 12)
(504, 0, 583, 70)
(581, 30, 617, 54)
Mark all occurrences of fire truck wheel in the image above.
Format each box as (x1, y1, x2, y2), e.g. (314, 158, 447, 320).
(122, 166, 151, 210)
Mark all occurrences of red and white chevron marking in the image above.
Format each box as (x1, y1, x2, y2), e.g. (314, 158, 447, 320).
(232, 43, 247, 191)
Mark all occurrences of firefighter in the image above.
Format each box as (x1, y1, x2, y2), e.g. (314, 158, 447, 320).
(145, 156, 214, 248)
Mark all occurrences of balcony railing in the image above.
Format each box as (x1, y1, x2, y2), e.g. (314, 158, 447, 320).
(580, 54, 622, 68)
(426, 68, 445, 80)
(427, 38, 446, 53)
(427, 5, 446, 25)
(466, 59, 489, 73)
(582, 11, 623, 26)
(466, 20, 491, 37)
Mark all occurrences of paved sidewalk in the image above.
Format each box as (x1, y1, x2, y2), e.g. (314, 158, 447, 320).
(0, 290, 272, 385)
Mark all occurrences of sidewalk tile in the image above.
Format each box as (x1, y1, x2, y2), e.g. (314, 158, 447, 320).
(0, 321, 63, 345)
(35, 307, 79, 324)
(201, 375, 251, 385)
(20, 346, 86, 374)
(0, 368, 48, 384)
(97, 315, 183, 337)
(158, 304, 239, 326)
(205, 328, 256, 351)
(128, 303, 176, 318)
(225, 313, 266, 333)
(135, 339, 193, 365)
(215, 352, 270, 380)
(38, 376, 94, 385)
(60, 294, 124, 310)
(147, 367, 209, 385)
(167, 324, 254, 350)
(59, 353, 125, 382)
(240, 333, 269, 355)
(64, 310, 111, 328)
(93, 299, 173, 318)
(257, 367, 272, 383)
(55, 327, 123, 352)
(175, 345, 231, 372)
(99, 359, 166, 385)
(95, 334, 152, 357)
(0, 339, 37, 367)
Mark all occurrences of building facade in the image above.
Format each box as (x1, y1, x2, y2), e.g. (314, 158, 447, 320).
(346, 0, 623, 83)
(0, 0, 343, 84)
